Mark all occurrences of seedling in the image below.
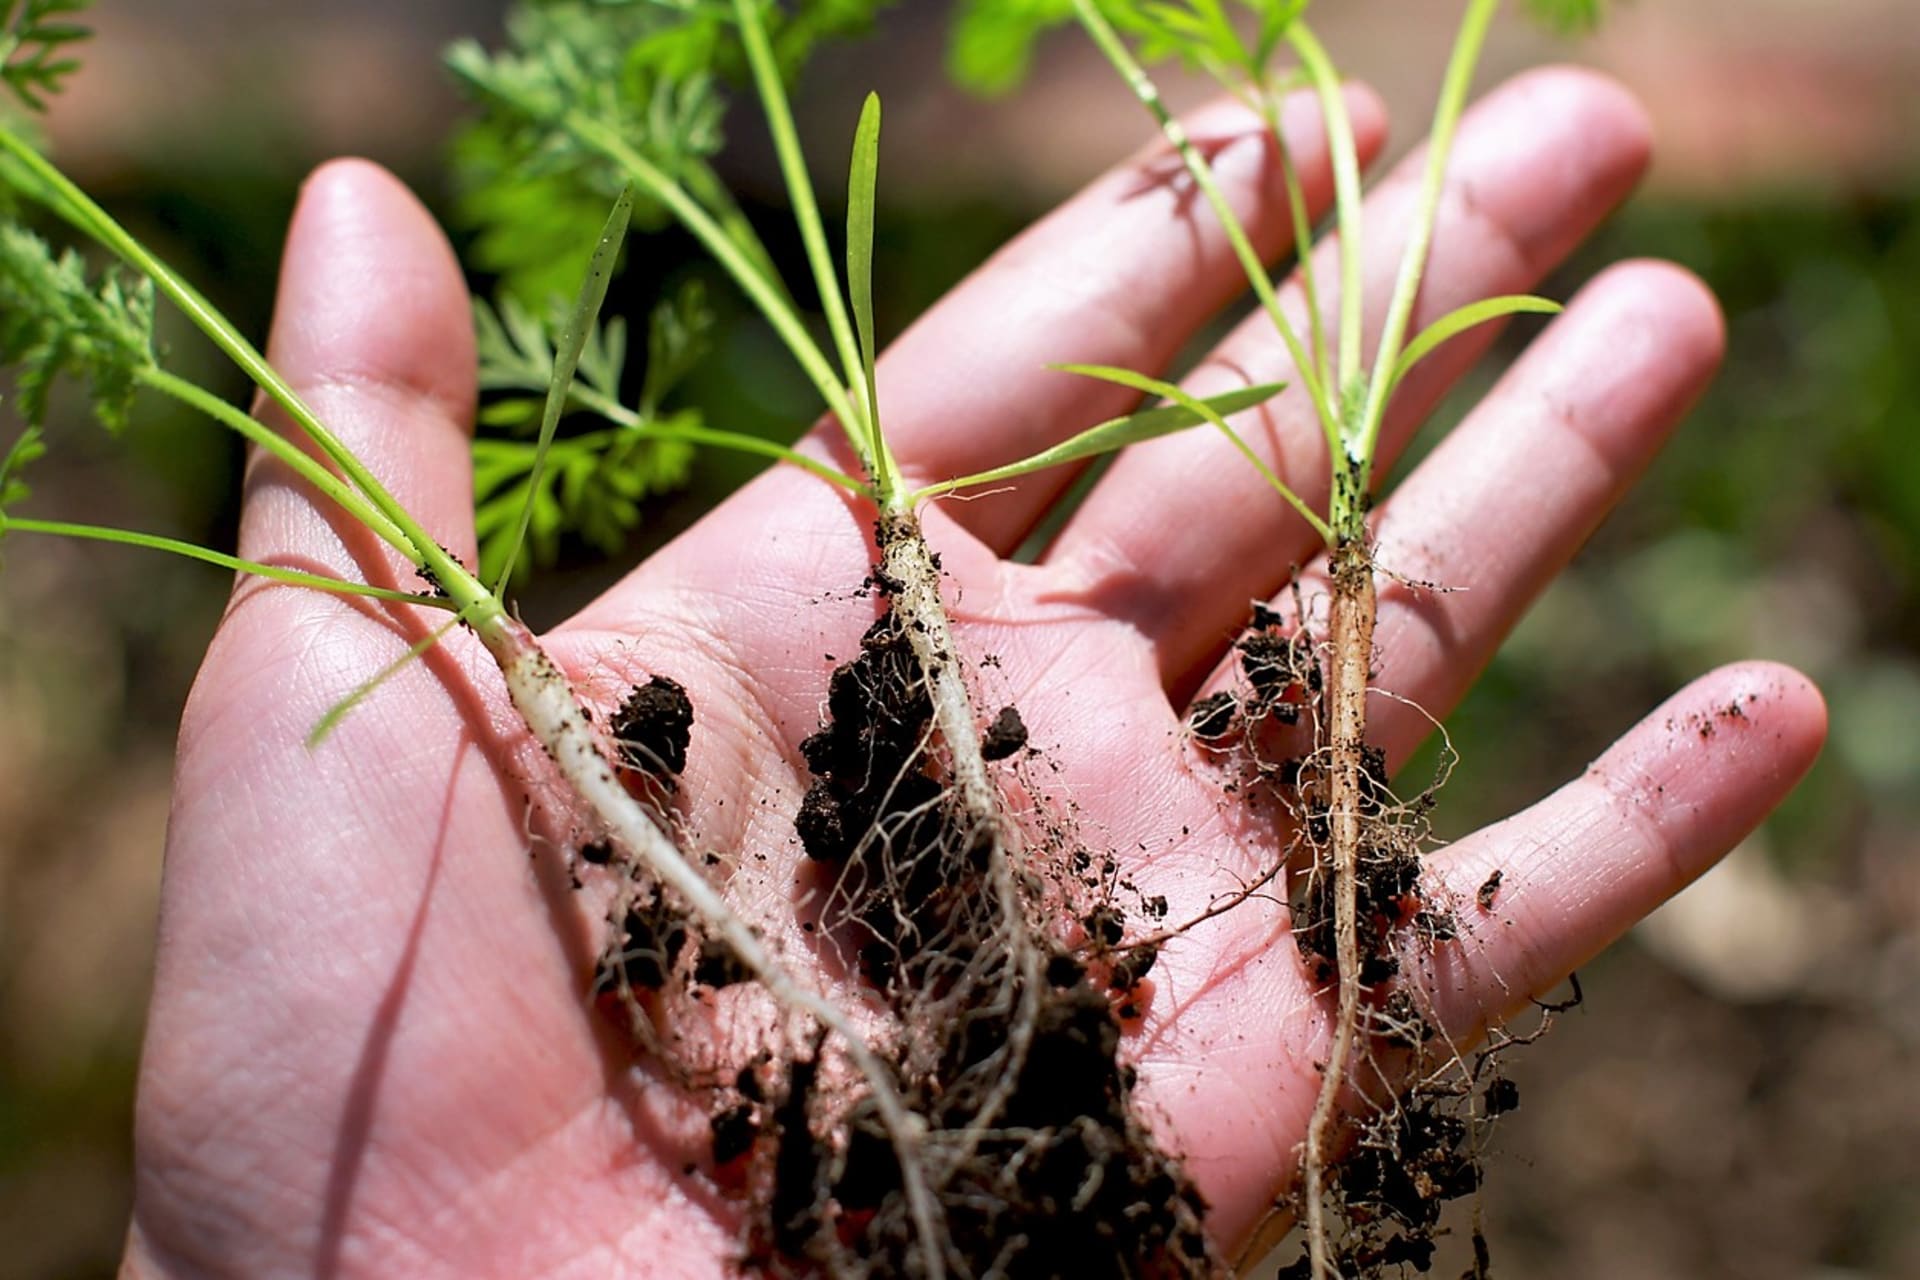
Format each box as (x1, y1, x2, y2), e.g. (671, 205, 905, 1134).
(0, 0, 1619, 1275)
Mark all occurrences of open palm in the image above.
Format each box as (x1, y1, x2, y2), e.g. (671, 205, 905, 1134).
(126, 70, 1824, 1279)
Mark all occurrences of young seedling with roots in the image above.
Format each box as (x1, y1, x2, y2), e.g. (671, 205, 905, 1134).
(14, 2, 1824, 1278)
(946, 0, 1605, 1272)
(0, 3, 1266, 1274)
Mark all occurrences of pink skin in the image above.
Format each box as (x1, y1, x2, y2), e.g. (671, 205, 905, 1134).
(126, 71, 1825, 1279)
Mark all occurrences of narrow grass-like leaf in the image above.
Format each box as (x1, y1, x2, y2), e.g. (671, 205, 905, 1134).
(846, 92, 892, 495)
(1389, 294, 1561, 390)
(0, 516, 455, 607)
(1052, 363, 1333, 543)
(492, 184, 632, 594)
(307, 611, 472, 748)
(916, 380, 1284, 499)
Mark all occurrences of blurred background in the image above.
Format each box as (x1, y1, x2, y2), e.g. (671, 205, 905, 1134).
(2, 1, 1917, 1276)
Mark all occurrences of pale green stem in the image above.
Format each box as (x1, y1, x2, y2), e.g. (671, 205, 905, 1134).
(139, 367, 408, 551)
(729, 0, 876, 468)
(0, 127, 497, 623)
(560, 112, 867, 463)
(2, 516, 456, 608)
(566, 386, 867, 495)
(1068, 0, 1341, 460)
(1356, 0, 1501, 479)
(1257, 91, 1333, 396)
(1284, 24, 1365, 414)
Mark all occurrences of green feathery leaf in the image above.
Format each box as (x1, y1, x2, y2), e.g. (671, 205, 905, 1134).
(950, 0, 1309, 94)
(471, 278, 715, 586)
(0, 224, 155, 429)
(492, 184, 634, 593)
(0, 421, 42, 510)
(1523, 0, 1606, 35)
(0, 0, 91, 112)
(448, 0, 895, 305)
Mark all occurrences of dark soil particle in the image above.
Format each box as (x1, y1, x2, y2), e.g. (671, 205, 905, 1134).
(769, 1058, 825, 1256)
(980, 704, 1029, 761)
(597, 889, 687, 992)
(1083, 905, 1126, 948)
(1188, 690, 1239, 740)
(1484, 1076, 1520, 1117)
(1109, 942, 1160, 990)
(711, 1104, 757, 1165)
(694, 936, 749, 989)
(612, 676, 694, 779)
(1476, 868, 1505, 912)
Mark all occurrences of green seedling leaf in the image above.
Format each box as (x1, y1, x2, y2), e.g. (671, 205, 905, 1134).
(1523, 0, 1607, 35)
(846, 91, 891, 490)
(0, 423, 43, 510)
(917, 380, 1283, 498)
(493, 184, 633, 594)
(0, 515, 452, 609)
(1389, 294, 1562, 390)
(0, 223, 155, 430)
(948, 0, 1074, 96)
(308, 611, 473, 749)
(0, 0, 92, 112)
(1053, 362, 1332, 542)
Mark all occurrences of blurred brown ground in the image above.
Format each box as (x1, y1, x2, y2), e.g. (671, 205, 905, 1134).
(3, 2, 1918, 1277)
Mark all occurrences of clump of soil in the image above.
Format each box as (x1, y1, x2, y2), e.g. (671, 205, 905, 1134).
(612, 675, 694, 781)
(762, 579, 1211, 1276)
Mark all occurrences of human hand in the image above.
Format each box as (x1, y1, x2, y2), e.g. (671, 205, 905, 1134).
(125, 68, 1825, 1278)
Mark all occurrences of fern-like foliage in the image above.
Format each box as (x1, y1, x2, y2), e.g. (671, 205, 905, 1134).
(1522, 0, 1606, 34)
(951, 0, 1608, 95)
(0, 224, 155, 429)
(0, 421, 42, 508)
(471, 283, 715, 583)
(0, 0, 90, 112)
(952, 0, 1311, 95)
(447, 0, 894, 305)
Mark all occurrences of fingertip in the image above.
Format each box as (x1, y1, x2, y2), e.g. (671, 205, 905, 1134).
(273, 158, 476, 431)
(1502, 63, 1654, 178)
(1452, 66, 1653, 264)
(1591, 660, 1828, 873)
(1584, 258, 1727, 375)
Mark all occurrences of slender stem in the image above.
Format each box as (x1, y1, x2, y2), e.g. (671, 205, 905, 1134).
(566, 387, 866, 495)
(139, 367, 409, 551)
(1357, 0, 1501, 478)
(1284, 24, 1364, 421)
(1, 516, 455, 608)
(1258, 91, 1332, 397)
(1068, 0, 1340, 459)
(730, 0, 874, 465)
(682, 156, 789, 306)
(560, 112, 866, 461)
(0, 127, 495, 620)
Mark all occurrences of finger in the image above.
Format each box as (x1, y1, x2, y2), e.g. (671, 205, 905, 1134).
(1132, 662, 1824, 1251)
(1198, 259, 1727, 769)
(237, 159, 478, 580)
(1046, 68, 1652, 688)
(865, 85, 1387, 555)
(1420, 661, 1828, 1040)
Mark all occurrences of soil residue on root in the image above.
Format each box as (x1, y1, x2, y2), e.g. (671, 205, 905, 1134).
(767, 595, 1211, 1276)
